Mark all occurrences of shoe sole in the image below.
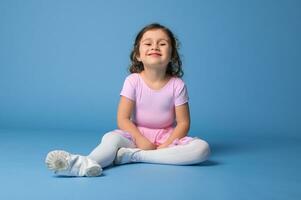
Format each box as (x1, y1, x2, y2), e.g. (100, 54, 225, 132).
(85, 165, 102, 177)
(45, 150, 70, 171)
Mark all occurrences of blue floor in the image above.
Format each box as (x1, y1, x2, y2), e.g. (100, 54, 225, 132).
(0, 129, 300, 200)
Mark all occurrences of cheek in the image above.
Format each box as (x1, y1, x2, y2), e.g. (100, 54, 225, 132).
(137, 47, 145, 59)
(139, 47, 147, 55)
(166, 48, 172, 59)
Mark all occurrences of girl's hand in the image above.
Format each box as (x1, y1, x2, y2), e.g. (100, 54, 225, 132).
(134, 135, 157, 150)
(156, 142, 170, 149)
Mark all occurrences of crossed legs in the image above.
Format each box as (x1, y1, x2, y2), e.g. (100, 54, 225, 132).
(45, 131, 210, 176)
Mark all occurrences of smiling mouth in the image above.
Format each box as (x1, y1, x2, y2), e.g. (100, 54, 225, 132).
(148, 53, 162, 56)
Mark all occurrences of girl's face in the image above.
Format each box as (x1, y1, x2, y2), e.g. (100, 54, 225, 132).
(137, 29, 172, 71)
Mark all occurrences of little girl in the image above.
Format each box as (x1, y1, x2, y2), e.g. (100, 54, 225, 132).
(45, 23, 210, 177)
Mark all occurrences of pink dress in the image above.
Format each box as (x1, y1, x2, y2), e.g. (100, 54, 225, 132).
(113, 73, 195, 147)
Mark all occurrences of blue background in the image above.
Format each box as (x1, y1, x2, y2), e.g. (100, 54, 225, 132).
(0, 0, 300, 200)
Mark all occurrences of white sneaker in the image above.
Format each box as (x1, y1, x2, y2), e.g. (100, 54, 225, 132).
(114, 148, 141, 165)
(45, 150, 102, 177)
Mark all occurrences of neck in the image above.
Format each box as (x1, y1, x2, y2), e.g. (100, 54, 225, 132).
(141, 67, 167, 82)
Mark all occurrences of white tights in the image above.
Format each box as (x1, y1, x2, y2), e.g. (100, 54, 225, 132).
(87, 131, 210, 168)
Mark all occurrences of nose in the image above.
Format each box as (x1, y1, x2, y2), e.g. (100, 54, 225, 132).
(151, 43, 159, 50)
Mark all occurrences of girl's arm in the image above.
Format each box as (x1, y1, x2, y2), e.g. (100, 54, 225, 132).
(117, 96, 156, 150)
(157, 103, 190, 149)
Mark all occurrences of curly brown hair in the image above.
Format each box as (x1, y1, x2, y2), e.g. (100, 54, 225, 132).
(128, 23, 184, 78)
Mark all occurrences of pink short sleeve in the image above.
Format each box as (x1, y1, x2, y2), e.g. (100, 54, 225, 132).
(174, 79, 189, 106)
(120, 75, 136, 101)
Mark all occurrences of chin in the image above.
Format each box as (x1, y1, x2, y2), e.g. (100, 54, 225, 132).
(146, 62, 169, 68)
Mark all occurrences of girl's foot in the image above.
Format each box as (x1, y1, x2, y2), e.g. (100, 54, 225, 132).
(114, 148, 141, 165)
(45, 150, 102, 177)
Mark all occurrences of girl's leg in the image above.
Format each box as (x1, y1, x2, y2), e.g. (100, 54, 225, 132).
(45, 131, 135, 177)
(115, 138, 210, 165)
(87, 131, 136, 168)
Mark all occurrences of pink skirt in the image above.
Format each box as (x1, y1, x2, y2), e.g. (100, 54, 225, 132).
(112, 126, 195, 147)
